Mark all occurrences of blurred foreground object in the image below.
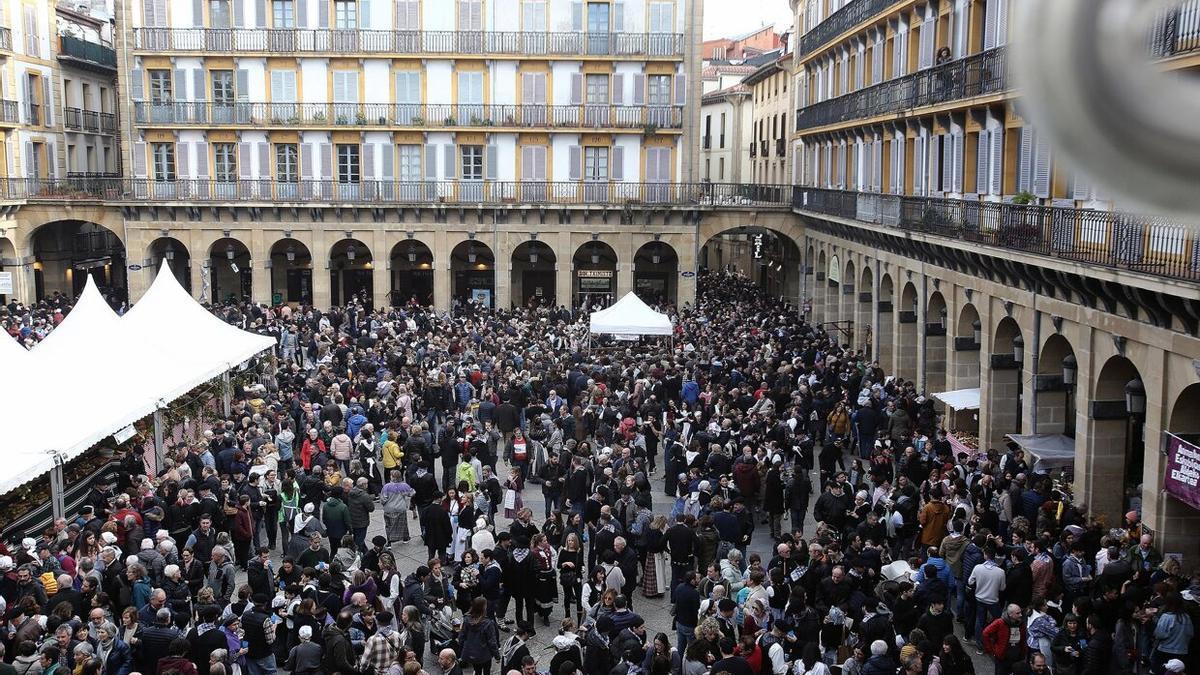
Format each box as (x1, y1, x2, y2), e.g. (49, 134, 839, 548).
(1013, 0, 1200, 223)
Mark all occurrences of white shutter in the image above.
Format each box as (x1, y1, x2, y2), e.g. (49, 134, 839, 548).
(951, 132, 964, 193)
(1017, 126, 1032, 193)
(872, 32, 884, 84)
(570, 0, 582, 30)
(984, 0, 998, 49)
(485, 144, 497, 181)
(894, 134, 905, 194)
(995, 0, 1009, 47)
(941, 135, 952, 192)
(978, 129, 992, 195)
(918, 10, 934, 69)
(568, 145, 581, 180)
(873, 138, 883, 192)
(611, 73, 623, 105)
(989, 126, 1004, 195)
(913, 135, 925, 195)
(855, 42, 865, 89)
(613, 146, 627, 182)
(443, 144, 455, 179)
(929, 135, 940, 194)
(363, 143, 375, 179)
(1033, 130, 1052, 198)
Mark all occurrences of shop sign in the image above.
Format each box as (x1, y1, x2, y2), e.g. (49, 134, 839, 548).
(1164, 432, 1200, 510)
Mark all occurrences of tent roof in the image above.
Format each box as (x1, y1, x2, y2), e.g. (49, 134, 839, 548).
(589, 292, 674, 336)
(0, 267, 276, 495)
(932, 387, 981, 411)
(1006, 433, 1077, 472)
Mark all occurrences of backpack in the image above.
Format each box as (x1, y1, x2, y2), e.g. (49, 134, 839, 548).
(39, 572, 58, 596)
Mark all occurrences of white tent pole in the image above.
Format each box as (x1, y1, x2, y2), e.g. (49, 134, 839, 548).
(153, 408, 165, 469)
(49, 454, 65, 521)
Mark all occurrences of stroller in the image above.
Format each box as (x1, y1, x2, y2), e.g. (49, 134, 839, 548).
(428, 603, 462, 658)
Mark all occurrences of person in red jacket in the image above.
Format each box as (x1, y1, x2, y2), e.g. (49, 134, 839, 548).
(299, 428, 326, 471)
(981, 603, 1028, 675)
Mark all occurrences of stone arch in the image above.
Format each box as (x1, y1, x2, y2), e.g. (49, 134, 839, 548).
(328, 238, 374, 307)
(876, 272, 895, 373)
(896, 281, 920, 383)
(633, 241, 679, 307)
(573, 241, 619, 309)
(983, 316, 1025, 451)
(451, 239, 496, 308)
(1035, 334, 1079, 438)
(856, 264, 874, 358)
(1090, 355, 1146, 519)
(699, 225, 802, 303)
(268, 238, 313, 305)
(391, 239, 435, 306)
(511, 240, 558, 309)
(839, 258, 856, 334)
(146, 236, 191, 294)
(207, 237, 252, 304)
(29, 220, 128, 304)
(815, 249, 828, 324)
(924, 291, 949, 395)
(952, 303, 982, 389)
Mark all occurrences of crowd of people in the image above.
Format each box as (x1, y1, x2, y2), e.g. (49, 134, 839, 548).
(0, 270, 1197, 675)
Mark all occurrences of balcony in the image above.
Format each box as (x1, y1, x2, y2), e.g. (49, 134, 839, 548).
(796, 48, 1008, 132)
(57, 35, 118, 72)
(799, 0, 894, 58)
(793, 187, 1200, 282)
(64, 107, 117, 133)
(0, 178, 795, 208)
(0, 100, 17, 125)
(1150, 3, 1200, 57)
(132, 28, 684, 58)
(131, 101, 685, 131)
(0, 27, 11, 53)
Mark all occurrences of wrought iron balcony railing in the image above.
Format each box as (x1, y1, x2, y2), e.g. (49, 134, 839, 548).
(0, 178, 795, 209)
(132, 28, 684, 57)
(795, 48, 1008, 132)
(799, 0, 895, 58)
(57, 35, 118, 69)
(793, 187, 1200, 282)
(64, 107, 117, 133)
(1149, 1, 1200, 57)
(132, 101, 684, 130)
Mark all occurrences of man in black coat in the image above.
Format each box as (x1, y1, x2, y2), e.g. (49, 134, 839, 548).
(322, 611, 358, 675)
(664, 514, 698, 603)
(672, 571, 701, 650)
(187, 606, 231, 675)
(139, 608, 183, 674)
(422, 497, 453, 563)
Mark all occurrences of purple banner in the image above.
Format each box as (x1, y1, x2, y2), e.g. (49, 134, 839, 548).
(1164, 434, 1200, 511)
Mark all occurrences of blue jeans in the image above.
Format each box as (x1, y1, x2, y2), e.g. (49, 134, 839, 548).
(246, 654, 277, 675)
(544, 495, 560, 519)
(974, 599, 999, 644)
(676, 625, 695, 652)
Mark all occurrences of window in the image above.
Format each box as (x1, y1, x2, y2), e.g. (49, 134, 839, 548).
(210, 0, 231, 27)
(583, 146, 608, 180)
(149, 70, 172, 102)
(395, 71, 420, 123)
(649, 1, 673, 32)
(585, 74, 609, 104)
(270, 70, 297, 120)
(211, 70, 234, 104)
(398, 144, 421, 181)
(337, 144, 360, 182)
(276, 143, 298, 181)
(647, 75, 671, 105)
(460, 145, 484, 180)
(214, 143, 237, 181)
(333, 71, 358, 121)
(704, 158, 710, 180)
(272, 0, 294, 27)
(334, 0, 357, 28)
(152, 142, 176, 180)
(458, 0, 483, 29)
(719, 112, 726, 148)
(586, 2, 610, 54)
(719, 157, 725, 180)
(522, 0, 546, 31)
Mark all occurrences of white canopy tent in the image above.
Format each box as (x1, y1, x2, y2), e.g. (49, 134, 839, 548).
(0, 266, 276, 497)
(931, 388, 981, 411)
(1005, 433, 1077, 473)
(589, 292, 674, 336)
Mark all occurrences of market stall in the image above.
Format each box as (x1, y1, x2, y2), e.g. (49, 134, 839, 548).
(932, 387, 981, 455)
(588, 291, 674, 350)
(0, 266, 275, 533)
(1005, 433, 1077, 474)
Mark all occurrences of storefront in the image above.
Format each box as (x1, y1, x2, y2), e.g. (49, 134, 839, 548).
(575, 269, 614, 309)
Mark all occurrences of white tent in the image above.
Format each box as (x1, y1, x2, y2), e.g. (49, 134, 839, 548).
(589, 292, 674, 336)
(0, 332, 27, 363)
(932, 387, 981, 411)
(1006, 433, 1077, 473)
(0, 267, 276, 495)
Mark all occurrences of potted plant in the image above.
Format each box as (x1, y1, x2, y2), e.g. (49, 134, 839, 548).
(444, 116, 456, 126)
(410, 115, 425, 125)
(1012, 190, 1036, 205)
(642, 123, 658, 135)
(470, 115, 482, 126)
(377, 116, 388, 125)
(313, 111, 327, 122)
(355, 113, 368, 124)
(504, 114, 516, 126)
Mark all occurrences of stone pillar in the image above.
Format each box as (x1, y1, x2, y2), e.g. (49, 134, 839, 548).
(433, 230, 451, 312)
(496, 257, 512, 310)
(877, 301, 894, 374)
(371, 230, 388, 310)
(312, 228, 331, 308)
(249, 229, 269, 305)
(855, 287, 872, 357)
(925, 331, 948, 395)
(678, 240, 697, 307)
(814, 270, 826, 324)
(616, 232, 634, 298)
(896, 312, 918, 383)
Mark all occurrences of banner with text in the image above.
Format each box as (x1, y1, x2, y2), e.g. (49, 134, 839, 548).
(1164, 433, 1200, 510)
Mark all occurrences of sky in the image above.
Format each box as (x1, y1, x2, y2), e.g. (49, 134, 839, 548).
(702, 0, 794, 41)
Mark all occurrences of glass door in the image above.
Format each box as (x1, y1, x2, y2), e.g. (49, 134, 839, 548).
(586, 2, 610, 55)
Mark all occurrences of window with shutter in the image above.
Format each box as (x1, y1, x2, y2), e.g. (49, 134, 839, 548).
(913, 135, 925, 195)
(333, 71, 358, 122)
(894, 135, 905, 194)
(1017, 126, 1032, 194)
(952, 132, 964, 193)
(984, 0, 998, 49)
(394, 71, 420, 123)
(1033, 131, 1052, 198)
(978, 129, 992, 195)
(989, 126, 1003, 195)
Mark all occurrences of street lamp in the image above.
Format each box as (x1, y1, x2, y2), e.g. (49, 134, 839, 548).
(1012, 334, 1024, 364)
(940, 307, 947, 328)
(530, 250, 539, 264)
(1125, 378, 1146, 417)
(1062, 354, 1077, 437)
(591, 247, 600, 265)
(225, 243, 235, 260)
(286, 246, 296, 262)
(346, 245, 356, 262)
(164, 245, 175, 262)
(972, 319, 982, 345)
(467, 243, 477, 264)
(407, 245, 416, 263)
